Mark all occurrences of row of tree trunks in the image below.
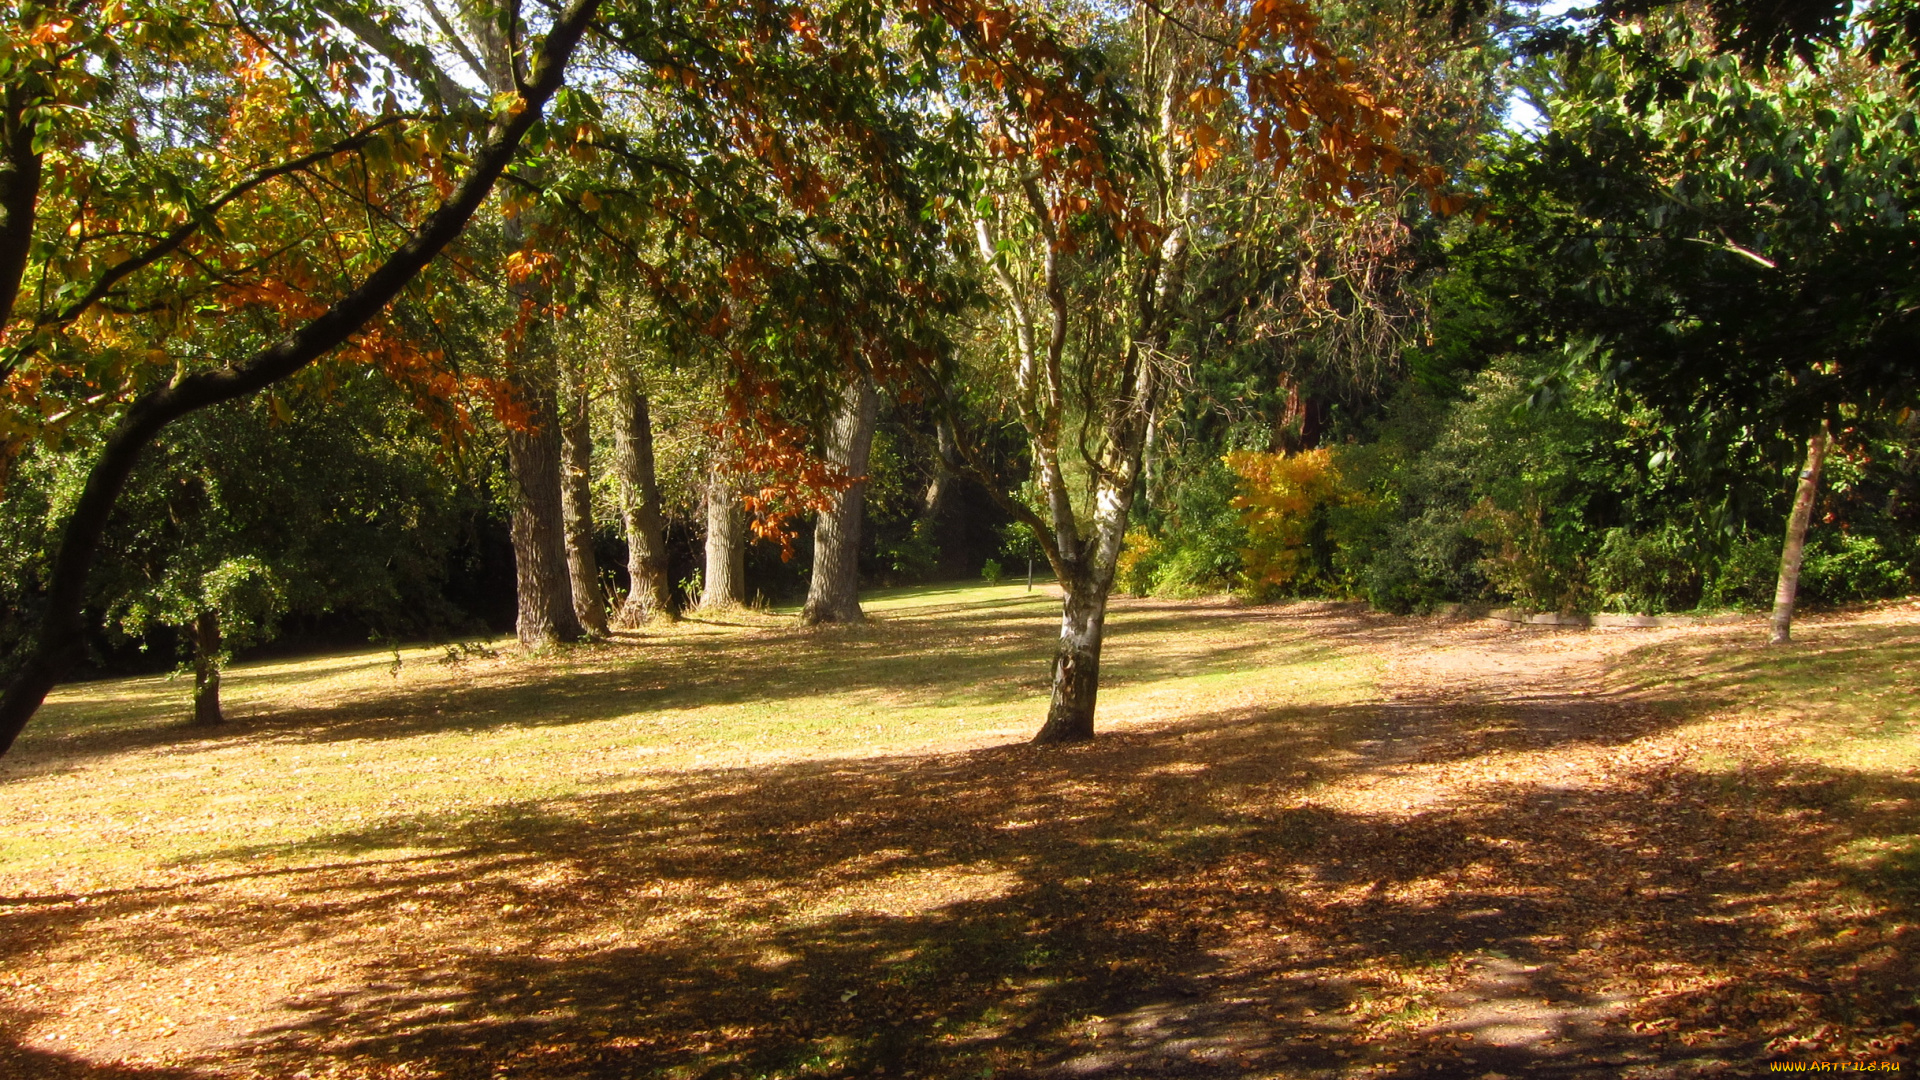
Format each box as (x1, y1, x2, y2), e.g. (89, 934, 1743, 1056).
(611, 377, 676, 625)
(560, 369, 609, 637)
(514, 352, 743, 633)
(505, 369, 587, 650)
(701, 463, 747, 609)
(802, 376, 879, 624)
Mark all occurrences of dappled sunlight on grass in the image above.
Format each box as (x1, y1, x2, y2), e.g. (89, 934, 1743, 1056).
(1, 582, 1378, 889)
(0, 588, 1915, 1079)
(1607, 603, 1920, 774)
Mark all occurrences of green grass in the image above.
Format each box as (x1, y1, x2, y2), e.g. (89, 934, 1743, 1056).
(1610, 607, 1920, 773)
(1, 582, 1375, 887)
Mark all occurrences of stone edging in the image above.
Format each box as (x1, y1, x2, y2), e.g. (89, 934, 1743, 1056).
(1486, 608, 1749, 628)
(1424, 603, 1751, 628)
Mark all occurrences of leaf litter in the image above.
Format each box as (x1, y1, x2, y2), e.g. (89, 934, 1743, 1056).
(0, 588, 1914, 1078)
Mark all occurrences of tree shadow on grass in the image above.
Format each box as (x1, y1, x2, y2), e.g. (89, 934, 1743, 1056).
(0, 1038, 208, 1079)
(1609, 621, 1920, 714)
(4, 677, 1915, 1077)
(9, 600, 1370, 773)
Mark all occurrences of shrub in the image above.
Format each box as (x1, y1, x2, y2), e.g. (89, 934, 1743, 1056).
(1802, 532, 1912, 603)
(1591, 526, 1703, 613)
(1701, 534, 1781, 610)
(878, 523, 939, 580)
(1226, 448, 1360, 600)
(1464, 496, 1591, 613)
(1114, 529, 1161, 597)
(981, 558, 1004, 585)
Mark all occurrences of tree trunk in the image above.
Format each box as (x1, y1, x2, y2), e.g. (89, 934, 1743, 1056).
(1770, 421, 1830, 645)
(0, 0, 603, 761)
(190, 609, 223, 726)
(700, 463, 746, 610)
(506, 374, 585, 649)
(1032, 579, 1110, 743)
(559, 374, 608, 636)
(919, 414, 959, 532)
(610, 380, 675, 625)
(802, 376, 879, 624)
(0, 83, 45, 330)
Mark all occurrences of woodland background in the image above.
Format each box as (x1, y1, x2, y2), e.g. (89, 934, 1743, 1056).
(1, 0, 1917, 742)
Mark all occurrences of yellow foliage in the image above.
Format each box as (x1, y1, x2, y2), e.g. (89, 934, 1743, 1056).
(1225, 448, 1356, 595)
(1114, 528, 1161, 597)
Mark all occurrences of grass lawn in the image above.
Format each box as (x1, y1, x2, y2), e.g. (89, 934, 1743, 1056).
(0, 584, 1914, 1079)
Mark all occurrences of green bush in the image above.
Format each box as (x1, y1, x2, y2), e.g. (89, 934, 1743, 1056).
(1153, 544, 1233, 598)
(1117, 456, 1245, 599)
(1701, 534, 1781, 610)
(878, 522, 939, 580)
(1591, 526, 1703, 614)
(1464, 496, 1592, 614)
(1803, 532, 1913, 603)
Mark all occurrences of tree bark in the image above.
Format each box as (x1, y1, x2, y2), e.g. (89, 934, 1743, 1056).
(610, 379, 675, 625)
(190, 609, 223, 727)
(700, 463, 746, 610)
(919, 414, 959, 531)
(0, 81, 45, 332)
(559, 373, 608, 636)
(1033, 468, 1138, 743)
(1770, 421, 1830, 646)
(506, 373, 585, 649)
(1033, 578, 1110, 742)
(802, 376, 878, 624)
(0, 0, 603, 759)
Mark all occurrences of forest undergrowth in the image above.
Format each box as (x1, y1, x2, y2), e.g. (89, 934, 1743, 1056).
(0, 583, 1914, 1079)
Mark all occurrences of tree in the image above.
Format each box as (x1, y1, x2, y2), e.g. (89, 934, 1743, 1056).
(1771, 421, 1831, 643)
(76, 383, 472, 724)
(504, 355, 588, 647)
(802, 373, 879, 624)
(610, 368, 675, 624)
(0, 0, 605, 756)
(700, 459, 747, 609)
(560, 354, 610, 635)
(1464, 17, 1920, 640)
(924, 0, 1419, 742)
(403, 1, 591, 651)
